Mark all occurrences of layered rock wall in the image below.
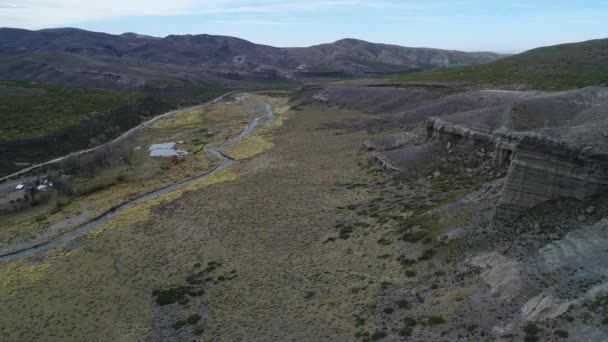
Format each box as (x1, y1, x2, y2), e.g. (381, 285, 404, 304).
(427, 118, 608, 222)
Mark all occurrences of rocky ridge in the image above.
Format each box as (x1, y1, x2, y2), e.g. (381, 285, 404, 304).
(426, 87, 608, 221)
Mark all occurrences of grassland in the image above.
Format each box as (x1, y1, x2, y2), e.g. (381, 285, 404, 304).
(0, 81, 140, 140)
(223, 135, 275, 160)
(0, 103, 378, 341)
(390, 38, 608, 90)
(0, 95, 275, 254)
(0, 98, 487, 340)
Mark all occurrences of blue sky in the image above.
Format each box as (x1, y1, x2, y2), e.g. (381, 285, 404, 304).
(1, 0, 607, 53)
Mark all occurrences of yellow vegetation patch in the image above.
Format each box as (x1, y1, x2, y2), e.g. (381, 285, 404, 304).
(0, 259, 51, 295)
(150, 103, 248, 130)
(222, 135, 275, 160)
(258, 96, 291, 131)
(434, 285, 475, 314)
(0, 246, 78, 294)
(86, 168, 237, 239)
(220, 96, 291, 160)
(0, 95, 288, 252)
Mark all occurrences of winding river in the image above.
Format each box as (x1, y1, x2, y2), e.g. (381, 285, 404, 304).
(0, 99, 274, 262)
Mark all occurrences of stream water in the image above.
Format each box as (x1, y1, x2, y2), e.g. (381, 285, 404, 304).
(0, 101, 274, 262)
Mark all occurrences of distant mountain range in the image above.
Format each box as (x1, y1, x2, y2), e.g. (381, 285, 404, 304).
(0, 28, 505, 90)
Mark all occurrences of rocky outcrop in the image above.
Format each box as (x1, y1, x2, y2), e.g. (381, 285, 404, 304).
(496, 136, 608, 221)
(304, 84, 608, 222)
(427, 117, 608, 222)
(363, 133, 415, 151)
(470, 252, 522, 300)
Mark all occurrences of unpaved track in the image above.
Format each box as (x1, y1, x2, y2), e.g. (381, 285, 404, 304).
(0, 91, 240, 182)
(0, 98, 273, 262)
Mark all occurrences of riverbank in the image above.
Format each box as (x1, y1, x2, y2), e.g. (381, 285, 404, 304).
(0, 94, 286, 258)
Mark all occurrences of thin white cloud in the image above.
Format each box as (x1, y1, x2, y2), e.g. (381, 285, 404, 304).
(0, 0, 456, 28)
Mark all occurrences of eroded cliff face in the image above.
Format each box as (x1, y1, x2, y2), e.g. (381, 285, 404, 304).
(427, 118, 608, 222)
(496, 137, 608, 222)
(303, 84, 608, 222)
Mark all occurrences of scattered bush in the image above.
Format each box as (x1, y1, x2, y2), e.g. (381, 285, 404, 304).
(419, 248, 436, 261)
(427, 316, 447, 325)
(354, 329, 370, 338)
(339, 225, 353, 239)
(187, 314, 202, 325)
(353, 314, 366, 327)
(152, 286, 205, 306)
(399, 258, 417, 267)
(523, 322, 540, 336)
(399, 327, 413, 337)
(192, 325, 205, 336)
(304, 291, 315, 300)
(403, 231, 428, 243)
(397, 299, 411, 309)
(402, 317, 417, 327)
(370, 330, 387, 340)
(465, 323, 478, 332)
(172, 320, 187, 330)
(377, 237, 392, 245)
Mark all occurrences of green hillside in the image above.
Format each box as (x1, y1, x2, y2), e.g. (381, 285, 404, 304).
(390, 38, 608, 90)
(0, 82, 140, 140)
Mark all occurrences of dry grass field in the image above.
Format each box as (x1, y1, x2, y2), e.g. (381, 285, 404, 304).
(0, 98, 521, 341)
(0, 96, 270, 256)
(0, 101, 406, 341)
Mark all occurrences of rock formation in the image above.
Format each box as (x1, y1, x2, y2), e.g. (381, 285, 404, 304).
(423, 87, 608, 221)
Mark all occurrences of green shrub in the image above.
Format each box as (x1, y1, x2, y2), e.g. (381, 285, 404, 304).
(339, 225, 353, 239)
(554, 330, 568, 338)
(419, 248, 436, 261)
(465, 323, 478, 332)
(354, 329, 370, 338)
(187, 314, 202, 325)
(397, 299, 411, 309)
(152, 285, 205, 306)
(402, 317, 417, 327)
(172, 320, 187, 330)
(523, 322, 540, 336)
(377, 237, 392, 245)
(192, 325, 205, 336)
(370, 330, 387, 340)
(402, 231, 428, 243)
(427, 316, 447, 325)
(399, 258, 417, 267)
(398, 327, 413, 336)
(353, 314, 366, 327)
(405, 270, 417, 277)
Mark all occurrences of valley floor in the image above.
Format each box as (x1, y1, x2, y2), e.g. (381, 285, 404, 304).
(2, 95, 608, 342)
(0, 102, 384, 340)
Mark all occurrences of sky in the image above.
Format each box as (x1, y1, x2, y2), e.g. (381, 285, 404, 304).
(1, 0, 607, 53)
